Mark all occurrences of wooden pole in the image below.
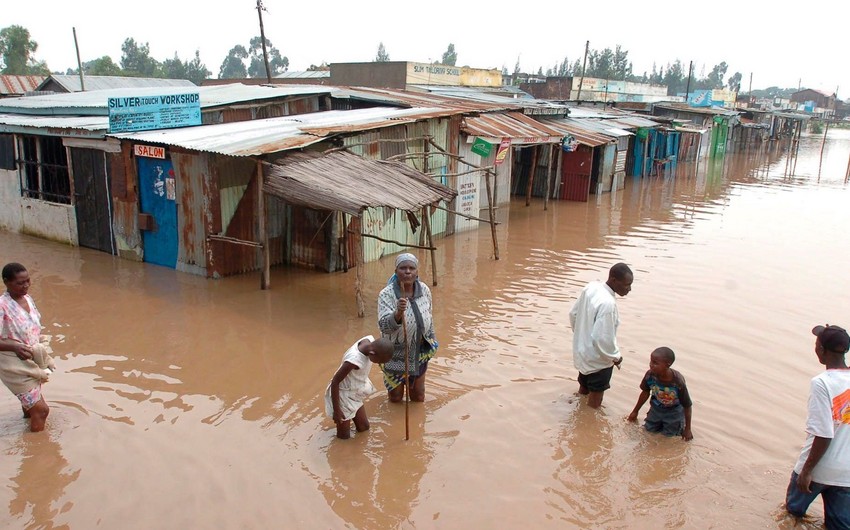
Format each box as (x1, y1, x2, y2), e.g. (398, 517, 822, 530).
(554, 143, 563, 200)
(402, 317, 410, 440)
(423, 206, 437, 286)
(341, 213, 349, 273)
(484, 168, 500, 260)
(257, 161, 270, 290)
(817, 119, 830, 177)
(525, 145, 539, 206)
(354, 212, 365, 318)
(72, 28, 85, 91)
(544, 144, 555, 211)
(348, 230, 436, 251)
(576, 40, 589, 102)
(256, 0, 273, 83)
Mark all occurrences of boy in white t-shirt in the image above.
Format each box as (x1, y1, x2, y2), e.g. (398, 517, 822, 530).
(325, 336, 393, 439)
(785, 324, 850, 529)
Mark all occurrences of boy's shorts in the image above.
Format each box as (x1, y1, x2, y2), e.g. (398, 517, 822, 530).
(578, 366, 614, 393)
(645, 403, 685, 436)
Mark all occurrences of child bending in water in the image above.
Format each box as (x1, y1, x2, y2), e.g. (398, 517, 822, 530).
(627, 347, 694, 441)
(325, 336, 393, 439)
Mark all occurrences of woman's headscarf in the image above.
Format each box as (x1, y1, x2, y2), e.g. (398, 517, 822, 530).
(395, 253, 419, 268)
(388, 253, 419, 286)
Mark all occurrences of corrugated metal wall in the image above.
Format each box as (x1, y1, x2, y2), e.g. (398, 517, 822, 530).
(559, 145, 593, 201)
(171, 151, 213, 276)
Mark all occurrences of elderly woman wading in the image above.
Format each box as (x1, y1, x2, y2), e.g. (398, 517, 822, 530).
(0, 263, 55, 432)
(378, 253, 438, 403)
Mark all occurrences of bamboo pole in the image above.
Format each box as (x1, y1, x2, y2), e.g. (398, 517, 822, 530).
(484, 168, 500, 260)
(257, 160, 270, 290)
(354, 213, 365, 318)
(525, 146, 539, 206)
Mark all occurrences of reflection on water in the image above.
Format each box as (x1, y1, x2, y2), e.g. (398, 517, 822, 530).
(0, 130, 848, 528)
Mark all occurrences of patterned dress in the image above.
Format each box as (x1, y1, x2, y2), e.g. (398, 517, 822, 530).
(377, 279, 436, 390)
(0, 291, 44, 408)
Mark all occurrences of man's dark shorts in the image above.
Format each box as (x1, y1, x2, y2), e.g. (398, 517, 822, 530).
(578, 366, 614, 392)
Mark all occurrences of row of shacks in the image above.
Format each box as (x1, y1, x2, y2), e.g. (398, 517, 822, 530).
(0, 82, 811, 310)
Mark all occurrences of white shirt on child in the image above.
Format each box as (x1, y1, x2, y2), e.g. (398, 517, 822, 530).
(569, 281, 621, 375)
(324, 335, 377, 421)
(793, 369, 850, 486)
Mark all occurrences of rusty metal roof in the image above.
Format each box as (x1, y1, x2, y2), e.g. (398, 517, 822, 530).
(334, 86, 516, 113)
(461, 112, 564, 144)
(264, 151, 457, 215)
(109, 107, 455, 156)
(538, 118, 613, 147)
(0, 75, 46, 96)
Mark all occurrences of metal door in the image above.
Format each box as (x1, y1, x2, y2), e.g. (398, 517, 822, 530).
(137, 156, 178, 268)
(71, 148, 115, 254)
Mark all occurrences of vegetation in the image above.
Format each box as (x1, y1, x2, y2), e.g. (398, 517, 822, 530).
(440, 43, 457, 66)
(374, 42, 390, 63)
(0, 25, 49, 75)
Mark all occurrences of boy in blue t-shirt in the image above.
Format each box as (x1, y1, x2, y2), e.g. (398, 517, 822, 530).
(627, 346, 694, 440)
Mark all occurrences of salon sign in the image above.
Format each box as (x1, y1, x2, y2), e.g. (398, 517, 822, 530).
(134, 144, 166, 159)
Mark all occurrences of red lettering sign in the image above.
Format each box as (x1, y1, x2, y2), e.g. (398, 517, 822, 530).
(134, 144, 166, 159)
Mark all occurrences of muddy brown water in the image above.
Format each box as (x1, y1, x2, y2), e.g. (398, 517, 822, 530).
(1, 130, 849, 529)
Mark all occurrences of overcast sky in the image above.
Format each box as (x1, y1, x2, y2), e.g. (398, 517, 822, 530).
(5, 0, 849, 97)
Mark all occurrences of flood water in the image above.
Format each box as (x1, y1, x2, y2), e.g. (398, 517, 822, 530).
(1, 130, 849, 529)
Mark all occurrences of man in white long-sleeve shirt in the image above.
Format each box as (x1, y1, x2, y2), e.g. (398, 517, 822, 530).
(569, 263, 634, 408)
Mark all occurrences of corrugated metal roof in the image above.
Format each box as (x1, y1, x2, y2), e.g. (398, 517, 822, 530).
(461, 112, 563, 144)
(653, 103, 739, 116)
(605, 116, 661, 129)
(539, 118, 613, 147)
(109, 107, 456, 156)
(0, 75, 46, 95)
(0, 113, 108, 132)
(41, 74, 196, 92)
(414, 85, 569, 114)
(568, 118, 632, 138)
(274, 70, 330, 79)
(264, 151, 457, 216)
(0, 83, 337, 116)
(334, 86, 515, 113)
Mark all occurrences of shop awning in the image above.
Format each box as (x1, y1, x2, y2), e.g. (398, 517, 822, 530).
(263, 151, 457, 216)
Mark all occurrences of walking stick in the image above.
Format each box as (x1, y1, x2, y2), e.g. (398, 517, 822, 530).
(401, 314, 410, 441)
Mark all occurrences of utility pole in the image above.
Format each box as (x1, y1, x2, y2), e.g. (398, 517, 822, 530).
(576, 40, 589, 102)
(72, 27, 85, 91)
(256, 0, 272, 83)
(748, 72, 753, 103)
(685, 61, 693, 103)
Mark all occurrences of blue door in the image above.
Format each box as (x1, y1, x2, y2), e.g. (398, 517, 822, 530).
(138, 157, 178, 268)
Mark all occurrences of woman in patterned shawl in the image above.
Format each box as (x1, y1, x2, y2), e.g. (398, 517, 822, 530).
(377, 253, 438, 403)
(0, 263, 52, 432)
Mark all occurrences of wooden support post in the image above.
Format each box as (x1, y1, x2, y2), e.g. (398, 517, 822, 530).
(423, 205, 437, 286)
(818, 119, 830, 177)
(525, 145, 539, 206)
(354, 212, 365, 318)
(257, 160, 270, 290)
(544, 144, 555, 211)
(485, 168, 500, 260)
(341, 212, 349, 273)
(554, 143, 563, 200)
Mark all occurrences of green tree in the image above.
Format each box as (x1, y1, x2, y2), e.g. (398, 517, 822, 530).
(441, 43, 457, 66)
(663, 60, 687, 96)
(727, 71, 742, 92)
(66, 55, 122, 76)
(120, 38, 161, 77)
(219, 45, 248, 78)
(162, 53, 187, 80)
(704, 61, 728, 90)
(0, 25, 48, 75)
(247, 36, 288, 78)
(375, 42, 390, 62)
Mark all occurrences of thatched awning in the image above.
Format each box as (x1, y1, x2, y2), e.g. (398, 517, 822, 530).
(263, 151, 457, 216)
